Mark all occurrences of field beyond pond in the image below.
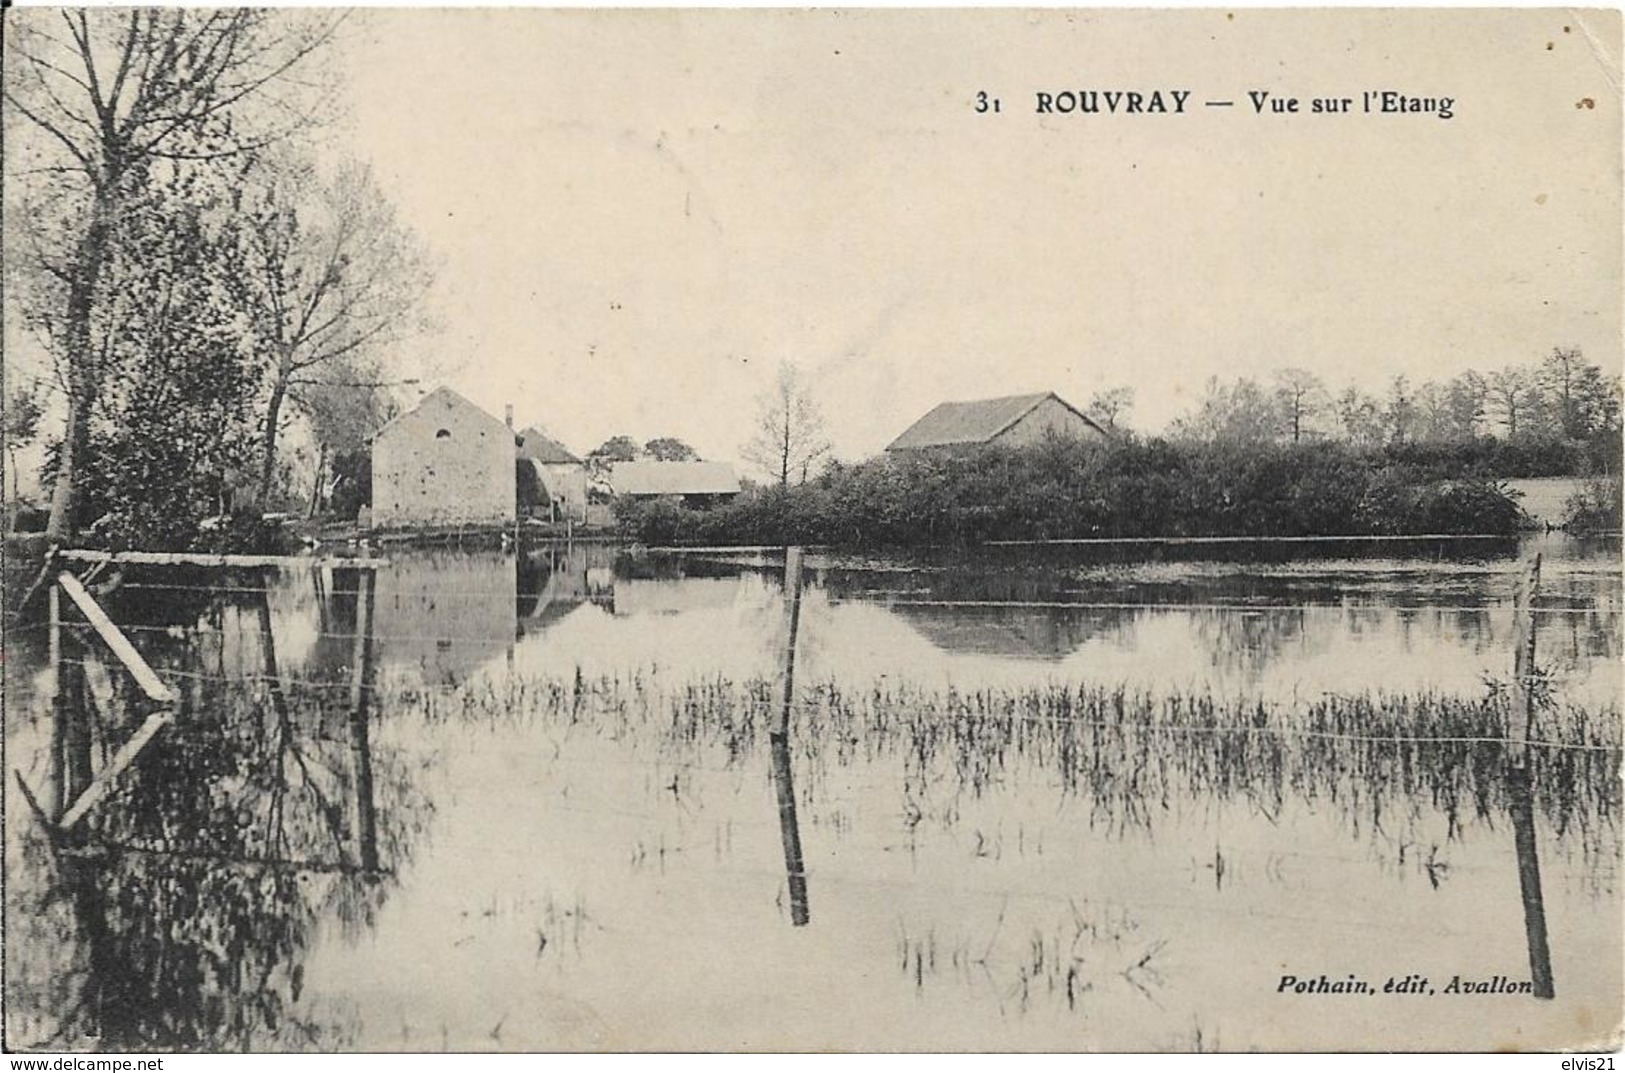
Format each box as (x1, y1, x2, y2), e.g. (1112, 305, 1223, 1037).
(4, 534, 1620, 1051)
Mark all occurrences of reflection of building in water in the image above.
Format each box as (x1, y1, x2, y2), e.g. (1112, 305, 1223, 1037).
(371, 552, 517, 688)
(517, 544, 615, 635)
(890, 604, 1113, 661)
(612, 577, 743, 617)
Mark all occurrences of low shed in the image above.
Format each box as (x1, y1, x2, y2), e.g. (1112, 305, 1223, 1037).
(610, 461, 741, 508)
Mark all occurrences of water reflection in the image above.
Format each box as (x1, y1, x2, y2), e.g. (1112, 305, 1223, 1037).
(6, 569, 429, 1051)
(3, 535, 1618, 1051)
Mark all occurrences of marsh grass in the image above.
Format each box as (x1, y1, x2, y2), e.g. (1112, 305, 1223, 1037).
(893, 898, 1164, 1016)
(370, 669, 1620, 858)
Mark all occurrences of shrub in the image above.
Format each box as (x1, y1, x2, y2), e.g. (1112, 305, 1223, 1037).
(614, 437, 1526, 548)
(1561, 478, 1623, 533)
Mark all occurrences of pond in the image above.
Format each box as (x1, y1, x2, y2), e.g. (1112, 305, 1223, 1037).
(4, 534, 1620, 1051)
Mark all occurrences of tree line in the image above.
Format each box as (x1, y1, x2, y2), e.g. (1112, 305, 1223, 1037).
(1163, 352, 1621, 475)
(4, 10, 433, 549)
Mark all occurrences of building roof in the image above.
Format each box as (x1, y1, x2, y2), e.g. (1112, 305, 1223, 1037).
(372, 386, 508, 442)
(516, 427, 581, 465)
(885, 391, 1103, 451)
(609, 460, 740, 497)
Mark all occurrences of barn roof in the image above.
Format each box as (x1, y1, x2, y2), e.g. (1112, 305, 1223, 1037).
(885, 391, 1102, 451)
(516, 427, 581, 465)
(610, 460, 740, 497)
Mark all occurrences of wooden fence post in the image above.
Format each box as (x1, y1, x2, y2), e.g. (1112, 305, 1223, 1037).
(1508, 554, 1541, 765)
(771, 547, 809, 925)
(48, 580, 65, 821)
(773, 547, 805, 738)
(1506, 552, 1554, 998)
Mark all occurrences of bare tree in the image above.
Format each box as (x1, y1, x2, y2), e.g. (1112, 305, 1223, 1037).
(242, 155, 434, 501)
(1488, 365, 1539, 438)
(743, 361, 830, 487)
(1384, 374, 1418, 445)
(3, 9, 342, 540)
(1271, 368, 1326, 443)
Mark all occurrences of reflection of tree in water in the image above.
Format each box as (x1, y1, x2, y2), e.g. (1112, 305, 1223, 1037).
(9, 594, 433, 1052)
(1182, 607, 1312, 679)
(891, 604, 1124, 662)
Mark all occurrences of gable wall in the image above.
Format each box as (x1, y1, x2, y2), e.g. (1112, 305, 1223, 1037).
(372, 395, 516, 527)
(994, 396, 1103, 448)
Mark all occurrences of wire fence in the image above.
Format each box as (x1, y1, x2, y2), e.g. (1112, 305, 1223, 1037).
(40, 654, 1624, 754)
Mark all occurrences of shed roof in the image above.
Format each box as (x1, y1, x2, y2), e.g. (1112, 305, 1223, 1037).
(885, 391, 1102, 451)
(516, 427, 581, 465)
(610, 460, 740, 497)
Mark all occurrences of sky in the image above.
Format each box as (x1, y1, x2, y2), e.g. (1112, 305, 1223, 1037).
(9, 9, 1623, 478)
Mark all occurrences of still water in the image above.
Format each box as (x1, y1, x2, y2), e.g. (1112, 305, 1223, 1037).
(5, 535, 1620, 1051)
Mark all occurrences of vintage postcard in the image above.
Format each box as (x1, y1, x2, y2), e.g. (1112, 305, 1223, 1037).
(2, 6, 1621, 1057)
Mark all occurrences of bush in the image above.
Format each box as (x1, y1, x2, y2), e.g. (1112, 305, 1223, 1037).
(1561, 478, 1623, 533)
(613, 437, 1526, 548)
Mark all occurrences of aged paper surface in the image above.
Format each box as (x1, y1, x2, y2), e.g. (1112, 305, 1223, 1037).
(2, 6, 1621, 1056)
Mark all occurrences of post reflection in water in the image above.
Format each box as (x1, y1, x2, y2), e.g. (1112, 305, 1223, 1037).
(1509, 761, 1556, 1000)
(770, 730, 810, 927)
(346, 569, 381, 874)
(12, 564, 419, 1051)
(771, 547, 810, 927)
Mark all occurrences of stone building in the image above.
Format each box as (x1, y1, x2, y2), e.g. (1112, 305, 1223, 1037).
(516, 427, 589, 524)
(371, 387, 516, 529)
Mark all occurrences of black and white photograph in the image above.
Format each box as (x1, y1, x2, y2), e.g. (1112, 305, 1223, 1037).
(2, 6, 1621, 1055)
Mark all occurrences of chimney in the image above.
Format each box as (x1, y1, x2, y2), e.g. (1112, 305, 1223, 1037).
(504, 404, 514, 429)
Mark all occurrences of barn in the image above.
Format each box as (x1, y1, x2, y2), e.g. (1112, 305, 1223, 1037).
(370, 387, 516, 529)
(885, 392, 1106, 452)
(609, 460, 741, 509)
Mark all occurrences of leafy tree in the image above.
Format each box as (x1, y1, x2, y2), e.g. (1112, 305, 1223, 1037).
(4, 378, 45, 509)
(644, 437, 699, 462)
(586, 435, 641, 481)
(1085, 387, 1134, 431)
(589, 435, 640, 462)
(1335, 387, 1385, 449)
(1171, 377, 1283, 445)
(3, 9, 342, 540)
(1444, 371, 1488, 438)
(71, 165, 268, 549)
(742, 361, 831, 487)
(295, 356, 398, 516)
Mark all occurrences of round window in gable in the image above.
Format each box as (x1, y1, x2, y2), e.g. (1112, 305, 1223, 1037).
(436, 428, 451, 440)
